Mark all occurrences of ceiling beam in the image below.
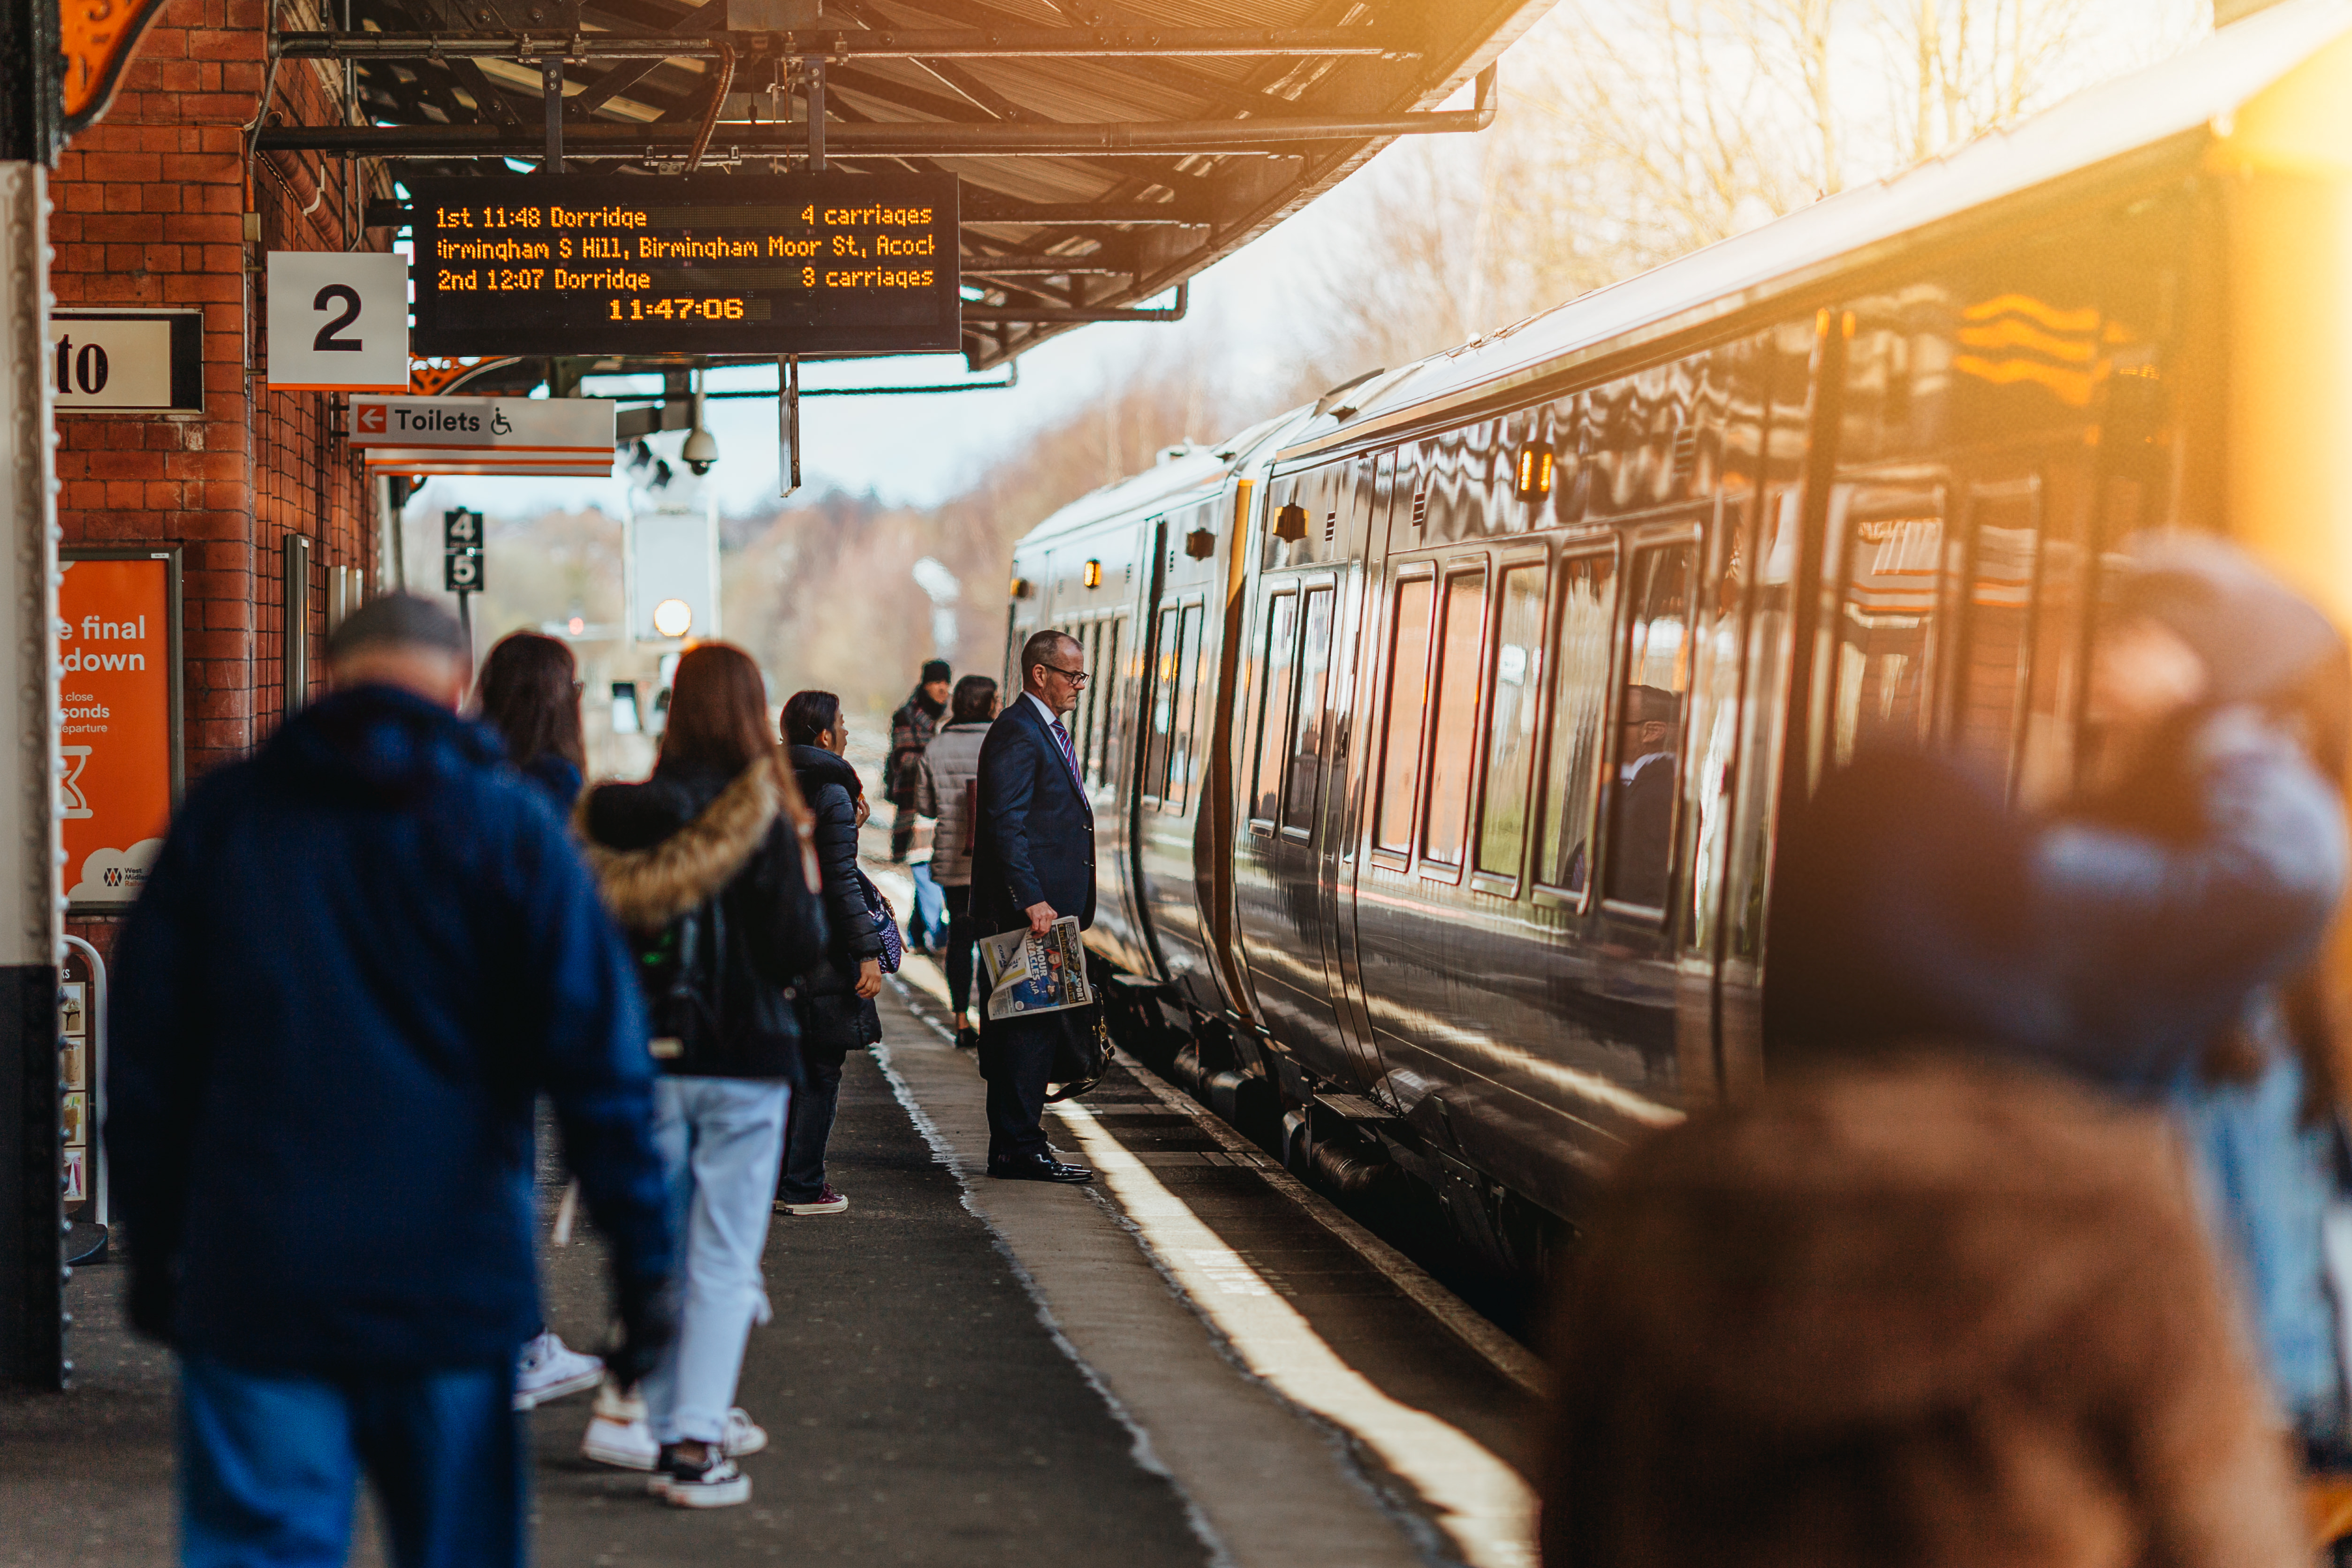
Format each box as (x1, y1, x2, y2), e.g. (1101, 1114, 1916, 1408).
(272, 25, 1412, 61)
(257, 77, 1492, 152)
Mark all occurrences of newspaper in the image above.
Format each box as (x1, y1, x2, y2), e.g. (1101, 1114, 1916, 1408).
(978, 915, 1096, 1022)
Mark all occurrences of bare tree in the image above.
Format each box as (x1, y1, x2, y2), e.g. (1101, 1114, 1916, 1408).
(1290, 0, 2208, 382)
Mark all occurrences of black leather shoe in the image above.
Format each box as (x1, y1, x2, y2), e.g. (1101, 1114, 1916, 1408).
(987, 1152, 1093, 1183)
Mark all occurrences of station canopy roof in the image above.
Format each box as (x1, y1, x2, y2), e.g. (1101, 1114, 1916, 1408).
(263, 0, 1550, 373)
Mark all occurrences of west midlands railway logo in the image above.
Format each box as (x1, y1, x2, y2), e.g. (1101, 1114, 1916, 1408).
(103, 867, 123, 887)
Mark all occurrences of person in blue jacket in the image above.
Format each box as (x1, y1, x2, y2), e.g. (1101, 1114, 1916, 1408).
(107, 594, 674, 1568)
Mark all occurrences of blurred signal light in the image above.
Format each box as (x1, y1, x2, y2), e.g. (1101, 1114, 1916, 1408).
(652, 598, 693, 638)
(1083, 559, 1103, 588)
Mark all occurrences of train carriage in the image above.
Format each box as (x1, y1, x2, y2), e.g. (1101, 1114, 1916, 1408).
(1005, 0, 2352, 1259)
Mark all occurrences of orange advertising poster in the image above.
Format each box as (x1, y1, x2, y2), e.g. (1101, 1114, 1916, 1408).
(58, 555, 177, 909)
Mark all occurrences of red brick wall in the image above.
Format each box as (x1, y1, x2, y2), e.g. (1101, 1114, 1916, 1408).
(54, 0, 392, 952)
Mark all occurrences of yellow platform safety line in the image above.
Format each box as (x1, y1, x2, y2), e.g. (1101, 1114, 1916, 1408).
(1052, 1100, 1540, 1568)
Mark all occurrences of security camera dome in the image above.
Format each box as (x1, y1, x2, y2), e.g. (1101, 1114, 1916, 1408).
(681, 425, 719, 477)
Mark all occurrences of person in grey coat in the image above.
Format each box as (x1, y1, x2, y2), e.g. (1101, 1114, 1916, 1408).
(778, 689, 885, 1217)
(918, 674, 998, 1049)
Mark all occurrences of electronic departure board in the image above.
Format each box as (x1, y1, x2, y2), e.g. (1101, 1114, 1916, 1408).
(407, 172, 961, 357)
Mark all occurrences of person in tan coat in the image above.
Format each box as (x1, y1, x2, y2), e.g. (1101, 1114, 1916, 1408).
(1540, 1054, 2306, 1568)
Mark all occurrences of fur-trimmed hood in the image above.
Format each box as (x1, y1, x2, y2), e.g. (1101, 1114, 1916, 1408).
(577, 754, 816, 934)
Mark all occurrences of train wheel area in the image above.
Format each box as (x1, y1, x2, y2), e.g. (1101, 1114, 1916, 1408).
(0, 962, 1546, 1568)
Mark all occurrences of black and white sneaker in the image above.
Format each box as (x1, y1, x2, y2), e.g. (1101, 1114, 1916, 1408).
(649, 1443, 751, 1508)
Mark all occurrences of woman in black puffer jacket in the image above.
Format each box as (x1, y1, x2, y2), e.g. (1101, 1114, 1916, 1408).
(777, 689, 885, 1217)
(576, 643, 827, 1506)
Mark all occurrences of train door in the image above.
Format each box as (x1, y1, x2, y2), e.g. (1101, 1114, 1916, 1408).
(1232, 463, 1356, 1086)
(1314, 452, 1386, 1089)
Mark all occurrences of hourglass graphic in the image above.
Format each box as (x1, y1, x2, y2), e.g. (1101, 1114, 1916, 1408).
(58, 745, 92, 819)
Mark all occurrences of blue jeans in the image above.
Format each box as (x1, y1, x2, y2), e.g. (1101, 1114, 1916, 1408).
(908, 859, 947, 947)
(641, 1075, 789, 1447)
(178, 1352, 521, 1568)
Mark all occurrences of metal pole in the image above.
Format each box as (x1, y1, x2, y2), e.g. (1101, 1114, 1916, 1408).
(780, 353, 799, 498)
(0, 159, 62, 1391)
(458, 587, 473, 657)
(805, 56, 824, 174)
(542, 57, 564, 173)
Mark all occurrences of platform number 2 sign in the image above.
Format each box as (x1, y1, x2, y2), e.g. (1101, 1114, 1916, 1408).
(266, 252, 410, 393)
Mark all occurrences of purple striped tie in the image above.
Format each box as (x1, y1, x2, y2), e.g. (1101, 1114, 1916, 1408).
(1048, 717, 1085, 788)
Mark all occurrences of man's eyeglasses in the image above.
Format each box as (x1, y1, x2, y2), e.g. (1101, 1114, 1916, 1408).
(1036, 661, 1090, 687)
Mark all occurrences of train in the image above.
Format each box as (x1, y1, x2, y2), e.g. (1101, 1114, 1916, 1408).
(997, 2, 2352, 1265)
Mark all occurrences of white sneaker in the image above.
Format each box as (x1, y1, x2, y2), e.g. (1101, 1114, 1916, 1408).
(583, 1403, 766, 1472)
(513, 1331, 604, 1411)
(650, 1448, 751, 1508)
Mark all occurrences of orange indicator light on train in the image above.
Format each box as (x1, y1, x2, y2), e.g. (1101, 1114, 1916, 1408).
(1515, 447, 1554, 501)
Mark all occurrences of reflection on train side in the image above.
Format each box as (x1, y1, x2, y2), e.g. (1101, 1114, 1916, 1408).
(999, 156, 2196, 1245)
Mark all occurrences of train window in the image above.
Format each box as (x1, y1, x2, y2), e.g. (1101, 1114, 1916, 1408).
(1476, 564, 1548, 879)
(1422, 568, 1489, 867)
(1167, 604, 1205, 814)
(1539, 551, 1618, 894)
(1951, 482, 2042, 792)
(1602, 541, 1697, 910)
(1252, 592, 1300, 824)
(1073, 622, 1099, 776)
(1829, 491, 1946, 767)
(1145, 606, 1180, 801)
(1374, 576, 1435, 854)
(1283, 586, 1336, 833)
(1094, 619, 1123, 784)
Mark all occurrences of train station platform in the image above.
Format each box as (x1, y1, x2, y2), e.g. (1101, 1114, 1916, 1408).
(0, 923, 1545, 1567)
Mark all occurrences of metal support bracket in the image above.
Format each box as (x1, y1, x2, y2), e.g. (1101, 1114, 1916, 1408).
(540, 56, 563, 171)
(780, 353, 800, 497)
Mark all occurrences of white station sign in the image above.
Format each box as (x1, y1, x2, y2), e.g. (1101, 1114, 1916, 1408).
(49, 310, 203, 411)
(349, 395, 617, 477)
(266, 251, 410, 392)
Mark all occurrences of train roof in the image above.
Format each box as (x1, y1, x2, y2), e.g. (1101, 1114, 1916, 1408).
(1013, 406, 1312, 549)
(1281, 0, 2352, 463)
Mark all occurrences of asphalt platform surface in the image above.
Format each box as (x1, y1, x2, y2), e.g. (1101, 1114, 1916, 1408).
(1, 920, 1543, 1568)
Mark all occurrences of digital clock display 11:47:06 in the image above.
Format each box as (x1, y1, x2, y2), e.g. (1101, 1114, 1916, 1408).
(406, 171, 961, 358)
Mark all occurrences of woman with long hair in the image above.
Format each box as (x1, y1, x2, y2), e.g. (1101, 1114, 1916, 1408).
(775, 689, 884, 1217)
(474, 629, 607, 1413)
(574, 643, 826, 1508)
(476, 630, 587, 811)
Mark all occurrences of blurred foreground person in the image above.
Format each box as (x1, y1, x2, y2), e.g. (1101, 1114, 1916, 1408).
(109, 595, 673, 1568)
(919, 674, 999, 1049)
(1771, 535, 2352, 1452)
(780, 690, 886, 1217)
(577, 643, 826, 1507)
(1541, 1055, 2306, 1567)
(477, 629, 586, 813)
(474, 628, 606, 1411)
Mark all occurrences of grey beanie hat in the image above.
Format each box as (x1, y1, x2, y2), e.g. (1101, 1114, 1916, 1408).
(2116, 533, 2345, 708)
(326, 593, 468, 662)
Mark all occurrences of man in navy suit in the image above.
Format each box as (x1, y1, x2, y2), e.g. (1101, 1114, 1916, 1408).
(970, 629, 1097, 1182)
